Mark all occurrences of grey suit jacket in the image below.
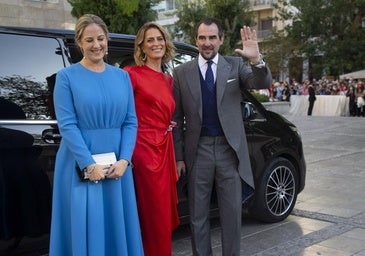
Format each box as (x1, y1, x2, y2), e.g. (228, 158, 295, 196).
(173, 54, 272, 188)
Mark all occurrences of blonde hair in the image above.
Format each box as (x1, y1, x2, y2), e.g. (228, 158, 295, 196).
(74, 14, 109, 47)
(134, 22, 175, 66)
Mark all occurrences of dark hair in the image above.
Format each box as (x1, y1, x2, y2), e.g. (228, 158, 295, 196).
(195, 17, 224, 40)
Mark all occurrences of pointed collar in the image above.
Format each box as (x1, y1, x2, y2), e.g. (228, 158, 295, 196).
(198, 54, 219, 69)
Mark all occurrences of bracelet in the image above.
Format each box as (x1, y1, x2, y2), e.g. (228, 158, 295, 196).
(120, 159, 131, 166)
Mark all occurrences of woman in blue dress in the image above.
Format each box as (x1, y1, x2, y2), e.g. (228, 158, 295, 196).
(49, 14, 144, 256)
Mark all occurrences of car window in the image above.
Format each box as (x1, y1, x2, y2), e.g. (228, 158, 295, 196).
(0, 33, 65, 120)
(173, 52, 195, 67)
(106, 46, 134, 68)
(110, 46, 197, 74)
(163, 51, 196, 75)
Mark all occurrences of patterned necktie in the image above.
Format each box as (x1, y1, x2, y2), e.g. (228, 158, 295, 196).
(205, 60, 215, 92)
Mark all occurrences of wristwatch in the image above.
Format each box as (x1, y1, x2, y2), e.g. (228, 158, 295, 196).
(250, 54, 265, 68)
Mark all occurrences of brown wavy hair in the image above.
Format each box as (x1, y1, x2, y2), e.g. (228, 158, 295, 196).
(134, 22, 175, 66)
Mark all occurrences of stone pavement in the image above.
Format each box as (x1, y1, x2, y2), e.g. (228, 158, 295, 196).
(172, 115, 365, 256)
(0, 115, 363, 256)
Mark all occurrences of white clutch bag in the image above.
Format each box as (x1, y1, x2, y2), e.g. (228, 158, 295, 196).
(80, 152, 117, 180)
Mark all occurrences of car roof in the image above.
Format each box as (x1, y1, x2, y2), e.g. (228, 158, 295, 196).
(0, 26, 198, 54)
(0, 25, 135, 41)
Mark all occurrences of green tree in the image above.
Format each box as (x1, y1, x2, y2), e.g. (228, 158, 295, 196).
(67, 0, 162, 34)
(260, 30, 301, 81)
(174, 0, 253, 55)
(272, 0, 365, 79)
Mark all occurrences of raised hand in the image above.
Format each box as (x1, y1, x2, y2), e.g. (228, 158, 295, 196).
(234, 26, 261, 63)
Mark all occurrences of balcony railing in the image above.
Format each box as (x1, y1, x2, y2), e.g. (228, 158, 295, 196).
(257, 29, 273, 39)
(252, 0, 274, 6)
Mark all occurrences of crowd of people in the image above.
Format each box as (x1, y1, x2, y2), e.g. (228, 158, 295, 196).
(260, 77, 365, 116)
(49, 14, 272, 256)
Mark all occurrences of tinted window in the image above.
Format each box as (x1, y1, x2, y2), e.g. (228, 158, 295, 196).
(164, 51, 196, 75)
(106, 46, 134, 68)
(173, 52, 195, 67)
(0, 34, 65, 120)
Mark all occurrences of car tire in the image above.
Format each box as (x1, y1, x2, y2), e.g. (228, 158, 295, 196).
(249, 157, 298, 223)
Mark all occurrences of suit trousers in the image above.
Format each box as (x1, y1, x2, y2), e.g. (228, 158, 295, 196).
(308, 99, 315, 116)
(188, 136, 242, 256)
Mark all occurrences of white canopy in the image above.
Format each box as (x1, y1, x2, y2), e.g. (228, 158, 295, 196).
(339, 70, 365, 80)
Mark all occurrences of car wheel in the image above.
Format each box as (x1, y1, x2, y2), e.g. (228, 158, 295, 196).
(250, 157, 298, 223)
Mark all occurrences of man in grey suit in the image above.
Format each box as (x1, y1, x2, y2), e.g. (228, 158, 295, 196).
(173, 18, 272, 255)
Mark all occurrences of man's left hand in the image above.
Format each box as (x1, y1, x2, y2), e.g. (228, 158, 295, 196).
(234, 26, 260, 63)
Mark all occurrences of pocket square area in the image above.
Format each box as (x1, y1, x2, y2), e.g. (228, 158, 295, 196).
(227, 79, 236, 83)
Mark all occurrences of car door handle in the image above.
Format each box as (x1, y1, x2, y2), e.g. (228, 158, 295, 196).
(42, 128, 61, 144)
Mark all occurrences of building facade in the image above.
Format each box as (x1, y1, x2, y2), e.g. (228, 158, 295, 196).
(0, 0, 76, 29)
(154, 0, 282, 41)
(1, 0, 281, 40)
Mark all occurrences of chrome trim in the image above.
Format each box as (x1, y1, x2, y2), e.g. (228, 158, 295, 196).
(0, 120, 58, 125)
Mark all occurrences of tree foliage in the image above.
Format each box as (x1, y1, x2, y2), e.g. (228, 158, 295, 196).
(67, 0, 162, 34)
(271, 0, 365, 79)
(174, 0, 253, 55)
(260, 31, 301, 81)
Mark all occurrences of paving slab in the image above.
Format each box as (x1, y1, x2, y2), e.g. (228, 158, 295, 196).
(1, 116, 363, 255)
(172, 116, 365, 256)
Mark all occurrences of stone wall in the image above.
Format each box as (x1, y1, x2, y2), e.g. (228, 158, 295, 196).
(0, 0, 76, 29)
(262, 101, 290, 115)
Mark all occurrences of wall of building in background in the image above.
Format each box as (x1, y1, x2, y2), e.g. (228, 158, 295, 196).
(0, 0, 76, 29)
(154, 0, 282, 41)
(0, 0, 282, 39)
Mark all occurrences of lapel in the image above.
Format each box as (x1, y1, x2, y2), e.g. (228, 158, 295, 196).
(183, 56, 232, 120)
(184, 58, 202, 119)
(216, 55, 231, 106)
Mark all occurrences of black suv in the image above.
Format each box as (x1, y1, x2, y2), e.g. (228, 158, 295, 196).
(0, 26, 306, 255)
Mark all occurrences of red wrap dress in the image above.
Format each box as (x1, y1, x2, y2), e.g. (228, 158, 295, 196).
(125, 65, 179, 256)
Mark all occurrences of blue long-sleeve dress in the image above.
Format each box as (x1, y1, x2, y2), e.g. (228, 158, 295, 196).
(49, 62, 144, 256)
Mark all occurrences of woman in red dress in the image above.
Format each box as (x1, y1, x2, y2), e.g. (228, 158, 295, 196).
(124, 22, 179, 256)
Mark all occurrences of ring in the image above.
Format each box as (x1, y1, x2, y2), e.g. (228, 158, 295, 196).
(115, 178, 119, 180)
(94, 180, 98, 184)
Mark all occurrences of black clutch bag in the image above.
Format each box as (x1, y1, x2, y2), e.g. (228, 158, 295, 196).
(76, 166, 88, 182)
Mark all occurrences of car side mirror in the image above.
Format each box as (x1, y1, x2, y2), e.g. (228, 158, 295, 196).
(241, 101, 256, 121)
